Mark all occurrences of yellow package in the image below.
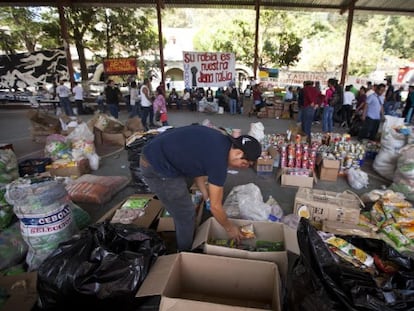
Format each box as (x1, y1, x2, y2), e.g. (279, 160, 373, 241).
(399, 207, 414, 218)
(325, 236, 374, 267)
(400, 226, 414, 239)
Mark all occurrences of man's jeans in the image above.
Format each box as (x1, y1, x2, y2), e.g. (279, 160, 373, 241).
(140, 158, 195, 251)
(301, 106, 314, 138)
(322, 106, 334, 132)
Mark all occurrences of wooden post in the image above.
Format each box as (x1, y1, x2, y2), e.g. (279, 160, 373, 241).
(157, 0, 165, 94)
(340, 0, 356, 86)
(253, 0, 261, 80)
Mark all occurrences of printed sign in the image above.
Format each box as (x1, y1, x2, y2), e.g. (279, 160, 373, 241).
(103, 58, 137, 75)
(183, 51, 236, 88)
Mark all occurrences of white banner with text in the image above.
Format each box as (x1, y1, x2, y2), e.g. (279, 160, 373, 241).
(183, 51, 236, 89)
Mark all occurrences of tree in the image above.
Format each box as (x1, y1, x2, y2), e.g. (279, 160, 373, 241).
(0, 7, 44, 53)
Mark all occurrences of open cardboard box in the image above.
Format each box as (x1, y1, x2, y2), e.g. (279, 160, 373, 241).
(192, 217, 299, 282)
(280, 167, 315, 188)
(293, 187, 361, 225)
(0, 272, 38, 311)
(97, 194, 163, 228)
(136, 252, 281, 311)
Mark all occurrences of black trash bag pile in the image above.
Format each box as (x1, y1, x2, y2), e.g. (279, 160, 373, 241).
(37, 222, 166, 311)
(287, 218, 414, 311)
(125, 133, 157, 193)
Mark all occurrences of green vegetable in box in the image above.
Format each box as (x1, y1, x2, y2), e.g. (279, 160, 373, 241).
(255, 240, 284, 252)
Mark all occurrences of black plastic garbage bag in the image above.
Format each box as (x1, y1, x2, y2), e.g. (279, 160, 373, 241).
(287, 218, 414, 311)
(125, 133, 157, 163)
(125, 134, 157, 193)
(37, 222, 166, 311)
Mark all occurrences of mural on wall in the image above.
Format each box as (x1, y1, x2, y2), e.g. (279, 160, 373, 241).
(0, 47, 68, 91)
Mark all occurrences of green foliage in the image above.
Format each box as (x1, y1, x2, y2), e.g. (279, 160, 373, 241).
(0, 7, 44, 52)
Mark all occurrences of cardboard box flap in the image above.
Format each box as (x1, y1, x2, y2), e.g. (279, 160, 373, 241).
(283, 225, 300, 255)
(192, 217, 212, 250)
(160, 296, 269, 310)
(136, 254, 178, 297)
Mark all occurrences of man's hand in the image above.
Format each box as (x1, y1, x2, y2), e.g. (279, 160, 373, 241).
(226, 224, 243, 242)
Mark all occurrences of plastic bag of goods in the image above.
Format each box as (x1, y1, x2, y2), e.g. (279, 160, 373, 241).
(347, 167, 369, 190)
(389, 145, 414, 202)
(373, 116, 407, 180)
(0, 149, 19, 185)
(5, 176, 78, 270)
(44, 134, 72, 161)
(37, 222, 166, 310)
(223, 183, 280, 221)
(248, 122, 265, 142)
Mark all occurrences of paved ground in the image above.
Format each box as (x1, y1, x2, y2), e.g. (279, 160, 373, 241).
(0, 106, 390, 223)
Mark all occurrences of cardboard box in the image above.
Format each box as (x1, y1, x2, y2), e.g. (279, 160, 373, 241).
(97, 194, 163, 228)
(46, 158, 90, 177)
(136, 252, 281, 311)
(254, 158, 274, 174)
(94, 128, 125, 146)
(294, 187, 361, 225)
(318, 159, 340, 181)
(280, 167, 314, 188)
(0, 272, 38, 311)
(192, 217, 299, 282)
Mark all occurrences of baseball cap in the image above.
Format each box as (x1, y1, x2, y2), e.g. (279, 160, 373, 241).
(228, 134, 262, 161)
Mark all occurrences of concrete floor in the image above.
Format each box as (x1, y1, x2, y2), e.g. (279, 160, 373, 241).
(0, 106, 390, 223)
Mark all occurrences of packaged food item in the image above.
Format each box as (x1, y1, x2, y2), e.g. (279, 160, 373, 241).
(255, 240, 284, 252)
(324, 235, 374, 267)
(240, 223, 255, 239)
(400, 225, 414, 239)
(373, 254, 399, 274)
(381, 224, 411, 248)
(209, 239, 237, 248)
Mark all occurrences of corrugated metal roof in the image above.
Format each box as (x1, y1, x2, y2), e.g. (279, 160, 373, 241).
(1, 0, 414, 15)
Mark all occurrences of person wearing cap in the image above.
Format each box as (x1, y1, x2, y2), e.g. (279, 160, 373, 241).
(140, 124, 262, 251)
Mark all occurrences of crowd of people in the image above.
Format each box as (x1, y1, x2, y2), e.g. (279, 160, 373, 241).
(290, 77, 414, 143)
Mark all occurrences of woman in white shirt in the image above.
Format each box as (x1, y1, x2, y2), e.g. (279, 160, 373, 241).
(140, 78, 155, 130)
(342, 85, 356, 128)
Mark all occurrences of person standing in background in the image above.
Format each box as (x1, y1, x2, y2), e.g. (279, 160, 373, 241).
(153, 87, 169, 126)
(129, 81, 140, 118)
(342, 85, 355, 128)
(104, 80, 122, 119)
(322, 78, 336, 133)
(140, 78, 154, 131)
(402, 85, 414, 124)
(56, 79, 74, 116)
(72, 82, 84, 115)
(383, 77, 395, 115)
(358, 83, 385, 141)
(302, 81, 321, 142)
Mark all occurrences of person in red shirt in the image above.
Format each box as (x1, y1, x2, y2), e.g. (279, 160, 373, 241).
(301, 81, 321, 142)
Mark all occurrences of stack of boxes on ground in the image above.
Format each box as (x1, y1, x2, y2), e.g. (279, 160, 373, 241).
(2, 116, 414, 310)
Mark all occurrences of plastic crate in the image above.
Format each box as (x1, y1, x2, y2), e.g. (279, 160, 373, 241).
(18, 158, 52, 177)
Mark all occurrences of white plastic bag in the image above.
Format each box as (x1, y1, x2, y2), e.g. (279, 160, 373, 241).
(347, 167, 369, 190)
(389, 145, 414, 201)
(223, 183, 273, 221)
(248, 122, 265, 142)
